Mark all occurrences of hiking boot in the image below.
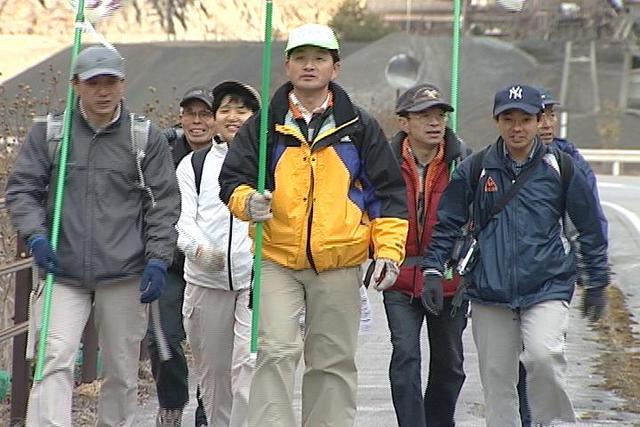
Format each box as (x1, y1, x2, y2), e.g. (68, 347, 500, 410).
(156, 408, 183, 427)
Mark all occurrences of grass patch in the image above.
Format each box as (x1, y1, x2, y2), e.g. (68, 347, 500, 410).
(593, 286, 640, 413)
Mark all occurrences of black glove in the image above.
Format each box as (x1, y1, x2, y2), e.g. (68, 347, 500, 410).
(28, 234, 59, 274)
(422, 272, 444, 316)
(581, 286, 607, 322)
(139, 259, 168, 303)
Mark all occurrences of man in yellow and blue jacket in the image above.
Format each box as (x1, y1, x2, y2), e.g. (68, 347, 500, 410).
(219, 23, 408, 427)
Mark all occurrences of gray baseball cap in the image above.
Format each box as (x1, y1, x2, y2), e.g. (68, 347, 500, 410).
(73, 46, 125, 81)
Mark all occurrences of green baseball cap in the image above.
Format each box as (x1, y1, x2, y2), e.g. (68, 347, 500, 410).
(285, 24, 340, 54)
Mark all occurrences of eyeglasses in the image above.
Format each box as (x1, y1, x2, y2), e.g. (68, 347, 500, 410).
(182, 109, 214, 120)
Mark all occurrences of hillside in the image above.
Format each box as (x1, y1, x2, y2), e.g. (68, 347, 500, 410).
(0, 0, 345, 82)
(0, 0, 344, 41)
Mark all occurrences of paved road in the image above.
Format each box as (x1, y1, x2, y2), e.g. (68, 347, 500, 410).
(599, 176, 640, 337)
(137, 175, 640, 426)
(137, 294, 638, 426)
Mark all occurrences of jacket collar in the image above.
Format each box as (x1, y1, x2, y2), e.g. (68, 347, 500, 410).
(484, 136, 546, 170)
(76, 99, 126, 134)
(270, 81, 358, 127)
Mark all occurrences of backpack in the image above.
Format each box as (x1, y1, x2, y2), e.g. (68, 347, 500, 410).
(40, 112, 156, 207)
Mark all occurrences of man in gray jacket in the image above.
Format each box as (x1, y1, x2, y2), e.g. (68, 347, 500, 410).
(5, 46, 180, 426)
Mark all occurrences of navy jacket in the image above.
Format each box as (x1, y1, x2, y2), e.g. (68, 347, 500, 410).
(423, 139, 609, 309)
(551, 137, 608, 241)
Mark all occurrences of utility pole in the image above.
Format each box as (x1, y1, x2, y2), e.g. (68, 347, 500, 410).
(405, 0, 412, 33)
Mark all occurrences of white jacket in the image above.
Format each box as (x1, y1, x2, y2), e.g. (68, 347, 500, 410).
(176, 141, 252, 290)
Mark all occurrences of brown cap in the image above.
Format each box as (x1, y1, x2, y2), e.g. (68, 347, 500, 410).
(395, 84, 453, 115)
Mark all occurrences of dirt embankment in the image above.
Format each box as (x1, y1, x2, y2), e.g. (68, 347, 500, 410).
(0, 0, 344, 82)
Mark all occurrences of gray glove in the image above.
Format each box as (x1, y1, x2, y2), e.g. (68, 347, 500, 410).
(366, 258, 399, 291)
(246, 190, 273, 222)
(184, 241, 225, 272)
(195, 245, 225, 271)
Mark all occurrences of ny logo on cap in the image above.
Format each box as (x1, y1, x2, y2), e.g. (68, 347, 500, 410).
(509, 86, 523, 100)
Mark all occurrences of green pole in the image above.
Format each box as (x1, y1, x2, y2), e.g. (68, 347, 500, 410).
(450, 0, 462, 132)
(251, 0, 274, 355)
(34, 0, 85, 382)
(445, 0, 462, 281)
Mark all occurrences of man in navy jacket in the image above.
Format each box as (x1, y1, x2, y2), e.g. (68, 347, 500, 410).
(516, 86, 611, 427)
(421, 84, 609, 426)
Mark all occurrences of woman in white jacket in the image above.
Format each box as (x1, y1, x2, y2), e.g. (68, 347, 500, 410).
(176, 81, 260, 427)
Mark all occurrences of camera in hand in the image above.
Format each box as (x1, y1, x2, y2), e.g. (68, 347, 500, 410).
(450, 231, 479, 276)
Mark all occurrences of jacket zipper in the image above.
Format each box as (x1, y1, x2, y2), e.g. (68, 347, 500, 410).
(86, 132, 98, 285)
(306, 165, 318, 273)
(411, 168, 422, 303)
(227, 213, 234, 291)
(510, 172, 518, 304)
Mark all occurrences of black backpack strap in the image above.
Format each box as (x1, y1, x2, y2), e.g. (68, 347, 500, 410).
(475, 147, 544, 234)
(448, 138, 468, 176)
(191, 146, 212, 196)
(486, 154, 543, 221)
(557, 150, 573, 195)
(469, 146, 490, 193)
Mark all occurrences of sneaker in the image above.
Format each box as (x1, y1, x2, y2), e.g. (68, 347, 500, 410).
(156, 408, 183, 427)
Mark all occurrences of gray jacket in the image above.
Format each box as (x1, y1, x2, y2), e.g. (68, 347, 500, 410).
(5, 102, 180, 288)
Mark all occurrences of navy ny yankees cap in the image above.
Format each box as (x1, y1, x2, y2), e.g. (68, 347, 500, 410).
(493, 84, 543, 117)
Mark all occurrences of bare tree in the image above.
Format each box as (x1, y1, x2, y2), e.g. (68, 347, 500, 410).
(146, 0, 195, 38)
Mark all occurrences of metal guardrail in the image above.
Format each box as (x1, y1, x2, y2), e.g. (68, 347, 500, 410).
(580, 149, 640, 176)
(0, 258, 32, 343)
(0, 197, 30, 344)
(0, 197, 33, 424)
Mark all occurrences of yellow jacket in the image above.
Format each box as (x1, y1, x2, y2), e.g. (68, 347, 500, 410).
(219, 82, 408, 272)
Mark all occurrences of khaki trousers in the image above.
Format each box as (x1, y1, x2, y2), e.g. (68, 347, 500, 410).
(471, 300, 576, 427)
(26, 278, 147, 427)
(248, 260, 361, 427)
(183, 285, 253, 427)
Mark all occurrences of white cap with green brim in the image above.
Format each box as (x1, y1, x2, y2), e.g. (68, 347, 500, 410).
(285, 24, 340, 54)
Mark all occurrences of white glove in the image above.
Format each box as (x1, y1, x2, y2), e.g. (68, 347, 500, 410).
(184, 242, 225, 272)
(246, 190, 273, 222)
(367, 258, 400, 291)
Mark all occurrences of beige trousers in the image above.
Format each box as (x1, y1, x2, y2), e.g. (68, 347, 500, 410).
(26, 278, 147, 427)
(471, 300, 576, 427)
(248, 260, 361, 427)
(183, 285, 253, 427)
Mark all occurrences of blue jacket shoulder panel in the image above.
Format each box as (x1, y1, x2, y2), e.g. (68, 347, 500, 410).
(551, 138, 608, 239)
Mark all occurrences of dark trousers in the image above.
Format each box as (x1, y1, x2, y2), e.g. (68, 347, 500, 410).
(518, 361, 532, 427)
(147, 269, 189, 410)
(383, 291, 468, 427)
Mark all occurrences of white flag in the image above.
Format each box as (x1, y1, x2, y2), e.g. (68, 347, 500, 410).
(496, 0, 526, 12)
(68, 0, 126, 24)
